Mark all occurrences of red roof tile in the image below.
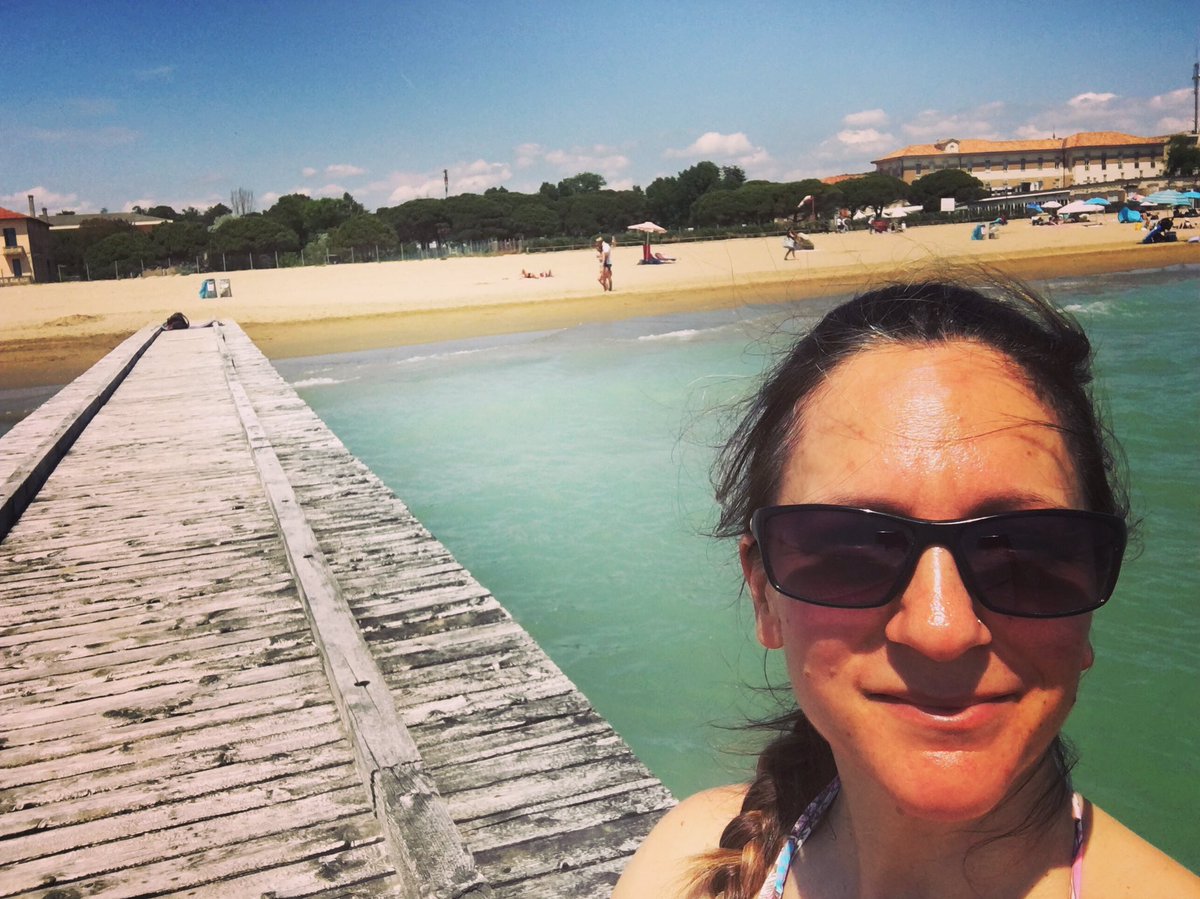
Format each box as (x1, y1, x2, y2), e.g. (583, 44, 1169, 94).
(0, 206, 32, 220)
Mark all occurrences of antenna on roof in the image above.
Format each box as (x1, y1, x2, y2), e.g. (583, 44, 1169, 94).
(1192, 59, 1198, 134)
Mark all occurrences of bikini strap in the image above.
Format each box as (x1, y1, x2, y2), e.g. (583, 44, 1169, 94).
(756, 778, 841, 899)
(1070, 791, 1085, 899)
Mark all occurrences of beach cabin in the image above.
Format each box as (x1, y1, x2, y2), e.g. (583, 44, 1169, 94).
(0, 205, 51, 285)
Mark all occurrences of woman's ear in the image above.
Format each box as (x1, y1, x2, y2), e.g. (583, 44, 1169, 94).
(740, 534, 783, 650)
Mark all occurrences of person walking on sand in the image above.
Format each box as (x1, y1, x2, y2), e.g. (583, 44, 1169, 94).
(596, 236, 613, 292)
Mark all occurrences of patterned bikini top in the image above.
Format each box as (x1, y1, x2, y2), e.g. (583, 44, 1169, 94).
(756, 778, 1086, 899)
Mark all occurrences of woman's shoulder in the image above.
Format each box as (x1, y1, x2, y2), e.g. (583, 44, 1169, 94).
(1086, 802, 1200, 897)
(611, 784, 748, 898)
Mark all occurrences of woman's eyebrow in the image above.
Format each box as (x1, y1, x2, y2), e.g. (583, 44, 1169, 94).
(812, 492, 1065, 518)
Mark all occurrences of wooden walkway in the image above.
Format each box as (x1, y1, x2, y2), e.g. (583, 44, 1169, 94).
(0, 322, 673, 898)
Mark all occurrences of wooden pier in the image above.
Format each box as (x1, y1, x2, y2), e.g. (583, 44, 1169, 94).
(0, 321, 673, 897)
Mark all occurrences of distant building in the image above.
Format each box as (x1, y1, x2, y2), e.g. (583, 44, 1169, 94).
(871, 131, 1168, 190)
(820, 172, 872, 185)
(44, 211, 170, 232)
(0, 205, 51, 284)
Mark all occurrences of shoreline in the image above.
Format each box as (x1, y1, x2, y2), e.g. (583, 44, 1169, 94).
(1, 223, 1195, 392)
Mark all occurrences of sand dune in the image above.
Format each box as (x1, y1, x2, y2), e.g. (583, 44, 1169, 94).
(1, 217, 1194, 390)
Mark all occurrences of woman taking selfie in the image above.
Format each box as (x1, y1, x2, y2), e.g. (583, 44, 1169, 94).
(613, 281, 1198, 898)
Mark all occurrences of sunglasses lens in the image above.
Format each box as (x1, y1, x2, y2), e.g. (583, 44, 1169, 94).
(962, 514, 1123, 616)
(760, 508, 911, 607)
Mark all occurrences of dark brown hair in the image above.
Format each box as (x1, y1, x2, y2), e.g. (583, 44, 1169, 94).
(692, 279, 1129, 898)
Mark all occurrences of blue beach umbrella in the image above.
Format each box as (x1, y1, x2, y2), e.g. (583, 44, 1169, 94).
(1026, 202, 1044, 213)
(1145, 190, 1186, 206)
(1086, 198, 1110, 206)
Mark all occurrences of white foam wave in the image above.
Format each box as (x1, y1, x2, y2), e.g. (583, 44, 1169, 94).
(1062, 301, 1113, 315)
(397, 348, 487, 365)
(636, 329, 703, 343)
(290, 376, 350, 388)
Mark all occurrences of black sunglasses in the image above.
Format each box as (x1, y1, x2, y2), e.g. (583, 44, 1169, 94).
(749, 505, 1126, 618)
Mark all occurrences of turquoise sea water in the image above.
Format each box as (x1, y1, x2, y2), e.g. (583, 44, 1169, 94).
(278, 266, 1199, 868)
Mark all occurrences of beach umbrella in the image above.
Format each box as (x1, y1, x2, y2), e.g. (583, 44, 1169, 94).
(1181, 191, 1200, 200)
(627, 221, 667, 235)
(1059, 200, 1098, 215)
(1085, 198, 1110, 206)
(627, 221, 666, 245)
(1145, 190, 1186, 206)
(627, 221, 668, 260)
(1042, 200, 1062, 209)
(1026, 202, 1044, 212)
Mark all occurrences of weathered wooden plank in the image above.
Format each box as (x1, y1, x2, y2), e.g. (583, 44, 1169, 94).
(0, 625, 314, 689)
(1, 810, 386, 898)
(219, 334, 489, 898)
(169, 842, 405, 899)
(0, 679, 333, 769)
(0, 704, 343, 794)
(5, 766, 364, 866)
(0, 730, 349, 835)
(0, 632, 317, 706)
(0, 325, 161, 540)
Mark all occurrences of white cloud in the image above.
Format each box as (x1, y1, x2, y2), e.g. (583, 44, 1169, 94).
(836, 128, 895, 149)
(310, 183, 350, 199)
(901, 106, 1004, 141)
(326, 163, 366, 177)
(455, 159, 514, 193)
(260, 189, 317, 208)
(1024, 87, 1191, 135)
(1013, 123, 1055, 140)
(1, 186, 80, 213)
(1147, 88, 1193, 133)
(302, 167, 318, 178)
(379, 174, 446, 204)
(515, 143, 543, 168)
(519, 143, 631, 178)
(1147, 87, 1190, 112)
(1067, 92, 1117, 110)
(1157, 115, 1193, 133)
(844, 108, 889, 128)
(370, 160, 513, 205)
(664, 131, 772, 172)
(667, 131, 749, 158)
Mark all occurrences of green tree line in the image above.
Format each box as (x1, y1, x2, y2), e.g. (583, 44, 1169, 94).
(49, 164, 991, 280)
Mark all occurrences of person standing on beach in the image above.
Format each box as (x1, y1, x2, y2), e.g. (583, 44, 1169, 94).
(596, 236, 613, 291)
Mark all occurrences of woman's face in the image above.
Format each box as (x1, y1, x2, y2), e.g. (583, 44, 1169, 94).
(742, 341, 1094, 822)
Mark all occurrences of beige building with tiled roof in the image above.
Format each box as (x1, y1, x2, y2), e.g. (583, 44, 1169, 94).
(0, 205, 51, 285)
(872, 131, 1167, 190)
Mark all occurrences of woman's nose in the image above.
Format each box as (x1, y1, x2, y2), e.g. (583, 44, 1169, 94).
(884, 547, 992, 659)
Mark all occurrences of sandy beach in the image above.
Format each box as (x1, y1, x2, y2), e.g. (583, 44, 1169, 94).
(1, 217, 1195, 391)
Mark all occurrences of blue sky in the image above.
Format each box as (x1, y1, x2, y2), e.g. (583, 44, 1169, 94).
(4, 0, 1196, 215)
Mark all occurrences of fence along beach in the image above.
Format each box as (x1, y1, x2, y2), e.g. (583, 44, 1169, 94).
(1, 219, 1196, 392)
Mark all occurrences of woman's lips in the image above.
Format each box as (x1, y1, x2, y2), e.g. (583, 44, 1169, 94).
(868, 692, 1017, 729)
